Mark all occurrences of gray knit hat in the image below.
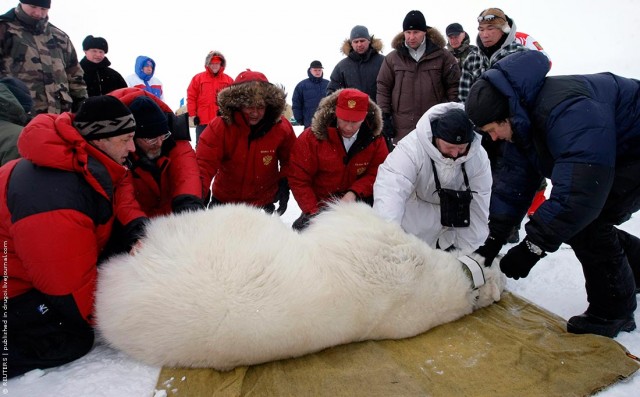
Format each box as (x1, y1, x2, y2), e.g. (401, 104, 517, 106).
(350, 25, 370, 41)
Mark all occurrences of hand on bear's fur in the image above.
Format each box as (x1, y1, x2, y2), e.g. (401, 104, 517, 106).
(500, 238, 546, 279)
(292, 213, 314, 231)
(474, 235, 506, 267)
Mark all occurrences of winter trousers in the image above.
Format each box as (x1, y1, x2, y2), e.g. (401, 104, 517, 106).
(195, 124, 207, 146)
(6, 290, 94, 378)
(567, 161, 640, 319)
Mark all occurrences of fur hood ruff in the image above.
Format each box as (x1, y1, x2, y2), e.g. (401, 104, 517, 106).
(310, 89, 383, 140)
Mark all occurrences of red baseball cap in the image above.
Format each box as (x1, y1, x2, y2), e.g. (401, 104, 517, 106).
(234, 69, 269, 85)
(336, 89, 369, 122)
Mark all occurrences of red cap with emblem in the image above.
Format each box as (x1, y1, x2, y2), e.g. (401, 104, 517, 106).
(336, 88, 369, 122)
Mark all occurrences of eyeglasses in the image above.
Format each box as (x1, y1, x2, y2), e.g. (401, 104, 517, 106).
(477, 14, 505, 23)
(141, 132, 171, 145)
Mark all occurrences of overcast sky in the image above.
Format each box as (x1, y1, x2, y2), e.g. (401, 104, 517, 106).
(27, 0, 640, 110)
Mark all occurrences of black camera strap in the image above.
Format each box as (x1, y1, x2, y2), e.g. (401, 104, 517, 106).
(430, 160, 471, 193)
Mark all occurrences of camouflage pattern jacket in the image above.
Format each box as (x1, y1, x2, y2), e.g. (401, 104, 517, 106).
(0, 6, 87, 114)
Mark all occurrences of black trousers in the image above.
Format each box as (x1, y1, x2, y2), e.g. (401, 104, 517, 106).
(6, 290, 94, 378)
(567, 161, 640, 319)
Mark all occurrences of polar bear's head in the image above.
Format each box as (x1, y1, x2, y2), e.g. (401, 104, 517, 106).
(469, 253, 507, 309)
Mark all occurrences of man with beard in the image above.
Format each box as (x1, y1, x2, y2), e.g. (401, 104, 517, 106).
(112, 89, 204, 217)
(1, 95, 146, 377)
(373, 103, 491, 252)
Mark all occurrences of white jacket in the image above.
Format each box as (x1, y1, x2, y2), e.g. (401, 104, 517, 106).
(373, 102, 491, 252)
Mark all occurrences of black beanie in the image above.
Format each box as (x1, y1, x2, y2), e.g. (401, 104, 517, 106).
(20, 0, 51, 8)
(82, 35, 108, 53)
(431, 108, 474, 144)
(127, 96, 169, 139)
(465, 79, 510, 128)
(403, 10, 428, 32)
(73, 96, 136, 140)
(0, 77, 33, 114)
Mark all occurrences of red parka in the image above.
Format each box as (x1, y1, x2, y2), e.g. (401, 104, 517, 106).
(196, 77, 296, 206)
(289, 89, 388, 214)
(187, 51, 234, 124)
(110, 88, 203, 217)
(0, 112, 146, 323)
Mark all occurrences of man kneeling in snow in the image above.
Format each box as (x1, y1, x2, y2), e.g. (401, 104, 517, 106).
(95, 202, 505, 370)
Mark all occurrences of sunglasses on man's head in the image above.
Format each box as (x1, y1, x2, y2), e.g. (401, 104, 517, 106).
(477, 14, 505, 23)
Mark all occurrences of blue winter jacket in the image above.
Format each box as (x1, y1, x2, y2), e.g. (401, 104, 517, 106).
(482, 50, 640, 252)
(292, 70, 329, 128)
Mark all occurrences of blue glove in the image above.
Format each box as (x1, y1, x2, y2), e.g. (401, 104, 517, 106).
(500, 237, 546, 279)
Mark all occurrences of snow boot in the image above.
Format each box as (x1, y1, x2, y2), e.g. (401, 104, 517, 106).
(567, 313, 636, 338)
(616, 228, 640, 293)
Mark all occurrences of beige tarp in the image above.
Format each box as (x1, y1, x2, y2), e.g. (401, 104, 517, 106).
(155, 292, 639, 396)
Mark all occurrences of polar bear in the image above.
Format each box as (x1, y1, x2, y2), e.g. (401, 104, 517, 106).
(95, 202, 505, 370)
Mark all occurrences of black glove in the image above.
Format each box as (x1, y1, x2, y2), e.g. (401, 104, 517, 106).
(292, 213, 314, 231)
(193, 116, 201, 126)
(274, 178, 290, 216)
(500, 237, 546, 280)
(172, 195, 205, 214)
(474, 235, 506, 267)
(382, 113, 395, 139)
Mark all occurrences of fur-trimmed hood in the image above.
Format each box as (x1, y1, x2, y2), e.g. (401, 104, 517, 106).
(204, 50, 227, 68)
(391, 27, 447, 52)
(340, 36, 384, 56)
(217, 81, 287, 126)
(310, 89, 382, 140)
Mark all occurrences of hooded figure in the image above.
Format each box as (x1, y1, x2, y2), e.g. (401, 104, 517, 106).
(292, 60, 330, 128)
(288, 88, 388, 230)
(0, 95, 147, 377)
(195, 70, 296, 214)
(186, 50, 234, 143)
(125, 55, 163, 99)
(373, 102, 491, 251)
(325, 25, 385, 102)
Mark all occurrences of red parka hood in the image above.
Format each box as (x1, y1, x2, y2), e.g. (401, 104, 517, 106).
(17, 112, 129, 199)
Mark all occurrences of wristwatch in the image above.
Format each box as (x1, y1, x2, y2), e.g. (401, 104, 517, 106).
(525, 239, 545, 256)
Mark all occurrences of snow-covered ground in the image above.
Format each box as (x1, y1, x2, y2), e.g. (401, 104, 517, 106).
(5, 125, 640, 396)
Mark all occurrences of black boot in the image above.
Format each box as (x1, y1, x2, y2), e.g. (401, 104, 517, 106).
(567, 313, 636, 338)
(616, 228, 640, 293)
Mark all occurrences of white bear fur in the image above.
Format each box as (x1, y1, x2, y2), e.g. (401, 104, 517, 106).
(95, 202, 505, 370)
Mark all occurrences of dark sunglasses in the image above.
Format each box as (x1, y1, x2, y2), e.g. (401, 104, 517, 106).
(477, 14, 505, 23)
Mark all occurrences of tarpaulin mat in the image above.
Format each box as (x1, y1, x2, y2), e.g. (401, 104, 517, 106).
(155, 292, 639, 396)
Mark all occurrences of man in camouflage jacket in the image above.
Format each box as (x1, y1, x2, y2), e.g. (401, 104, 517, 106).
(0, 1, 87, 114)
